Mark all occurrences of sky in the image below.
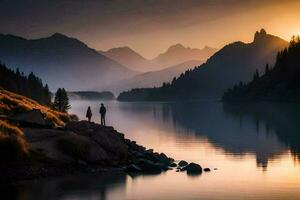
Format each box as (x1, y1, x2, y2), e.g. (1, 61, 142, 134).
(0, 0, 300, 59)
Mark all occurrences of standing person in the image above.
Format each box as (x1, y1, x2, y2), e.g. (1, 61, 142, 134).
(99, 103, 106, 126)
(86, 106, 92, 122)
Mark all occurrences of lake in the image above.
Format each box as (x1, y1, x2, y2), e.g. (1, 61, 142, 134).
(4, 100, 300, 200)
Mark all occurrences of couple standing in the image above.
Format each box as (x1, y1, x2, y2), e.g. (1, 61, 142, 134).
(86, 103, 106, 126)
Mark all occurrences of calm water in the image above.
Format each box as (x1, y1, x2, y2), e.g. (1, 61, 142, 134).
(4, 100, 300, 200)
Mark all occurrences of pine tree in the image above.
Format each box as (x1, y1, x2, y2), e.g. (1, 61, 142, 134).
(61, 88, 71, 112)
(253, 69, 260, 81)
(53, 88, 70, 112)
(265, 64, 270, 75)
(53, 88, 62, 111)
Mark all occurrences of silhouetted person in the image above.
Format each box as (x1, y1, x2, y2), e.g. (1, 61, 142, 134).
(99, 103, 106, 126)
(86, 106, 92, 122)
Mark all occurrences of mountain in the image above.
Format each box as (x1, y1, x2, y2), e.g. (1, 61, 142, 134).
(108, 60, 203, 93)
(99, 47, 152, 72)
(100, 44, 217, 72)
(118, 29, 289, 101)
(222, 37, 300, 102)
(0, 33, 136, 91)
(152, 44, 217, 69)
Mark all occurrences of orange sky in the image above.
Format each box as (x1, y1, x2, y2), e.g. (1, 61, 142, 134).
(1, 0, 300, 58)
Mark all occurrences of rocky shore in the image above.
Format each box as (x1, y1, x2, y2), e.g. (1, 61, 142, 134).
(0, 120, 207, 183)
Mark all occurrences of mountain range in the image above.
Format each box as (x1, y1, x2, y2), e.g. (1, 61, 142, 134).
(100, 44, 217, 72)
(107, 60, 203, 93)
(0, 33, 136, 91)
(118, 29, 289, 101)
(0, 33, 216, 92)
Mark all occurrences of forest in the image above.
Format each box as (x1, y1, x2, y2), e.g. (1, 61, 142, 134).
(0, 63, 51, 105)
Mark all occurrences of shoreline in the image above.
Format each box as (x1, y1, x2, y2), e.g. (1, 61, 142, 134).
(0, 120, 177, 184)
(0, 120, 206, 184)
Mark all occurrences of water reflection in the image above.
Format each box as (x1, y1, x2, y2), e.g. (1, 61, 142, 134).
(222, 102, 300, 164)
(162, 101, 300, 170)
(1, 172, 126, 200)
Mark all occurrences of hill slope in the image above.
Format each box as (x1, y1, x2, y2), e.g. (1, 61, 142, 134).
(99, 47, 152, 72)
(118, 29, 289, 101)
(109, 60, 203, 93)
(222, 37, 300, 102)
(0, 33, 136, 91)
(0, 63, 51, 105)
(152, 44, 217, 69)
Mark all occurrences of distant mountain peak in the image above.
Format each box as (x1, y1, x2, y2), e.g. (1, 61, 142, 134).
(167, 44, 186, 51)
(254, 28, 269, 42)
(202, 45, 217, 51)
(49, 33, 71, 40)
(107, 46, 141, 55)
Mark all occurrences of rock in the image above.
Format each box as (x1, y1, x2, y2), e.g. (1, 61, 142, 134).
(155, 163, 169, 171)
(182, 162, 202, 174)
(126, 164, 142, 173)
(66, 121, 128, 160)
(138, 160, 162, 174)
(178, 160, 188, 167)
(169, 163, 177, 167)
(157, 153, 172, 165)
(146, 149, 154, 154)
(12, 109, 52, 127)
(78, 160, 87, 166)
(204, 168, 211, 172)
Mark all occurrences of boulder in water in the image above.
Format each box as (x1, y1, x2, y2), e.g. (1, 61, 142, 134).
(204, 168, 211, 172)
(182, 162, 202, 174)
(178, 160, 188, 167)
(169, 163, 177, 167)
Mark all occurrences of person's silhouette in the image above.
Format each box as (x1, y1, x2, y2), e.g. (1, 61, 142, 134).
(86, 106, 92, 122)
(99, 103, 106, 126)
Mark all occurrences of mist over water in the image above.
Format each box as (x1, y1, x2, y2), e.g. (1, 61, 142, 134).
(5, 100, 300, 200)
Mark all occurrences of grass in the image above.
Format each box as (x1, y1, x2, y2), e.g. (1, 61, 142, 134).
(0, 88, 77, 127)
(0, 119, 28, 163)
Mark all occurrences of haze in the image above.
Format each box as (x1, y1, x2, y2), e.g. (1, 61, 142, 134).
(0, 0, 299, 58)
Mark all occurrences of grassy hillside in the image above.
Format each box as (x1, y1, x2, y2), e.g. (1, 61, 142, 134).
(0, 119, 28, 163)
(0, 88, 77, 127)
(0, 88, 78, 164)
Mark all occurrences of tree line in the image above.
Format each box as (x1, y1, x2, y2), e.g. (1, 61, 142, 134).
(0, 63, 51, 105)
(0, 62, 70, 112)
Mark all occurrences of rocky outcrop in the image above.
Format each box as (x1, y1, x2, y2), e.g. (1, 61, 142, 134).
(125, 138, 174, 174)
(12, 109, 52, 127)
(5, 120, 211, 182)
(65, 121, 128, 162)
(23, 120, 174, 175)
